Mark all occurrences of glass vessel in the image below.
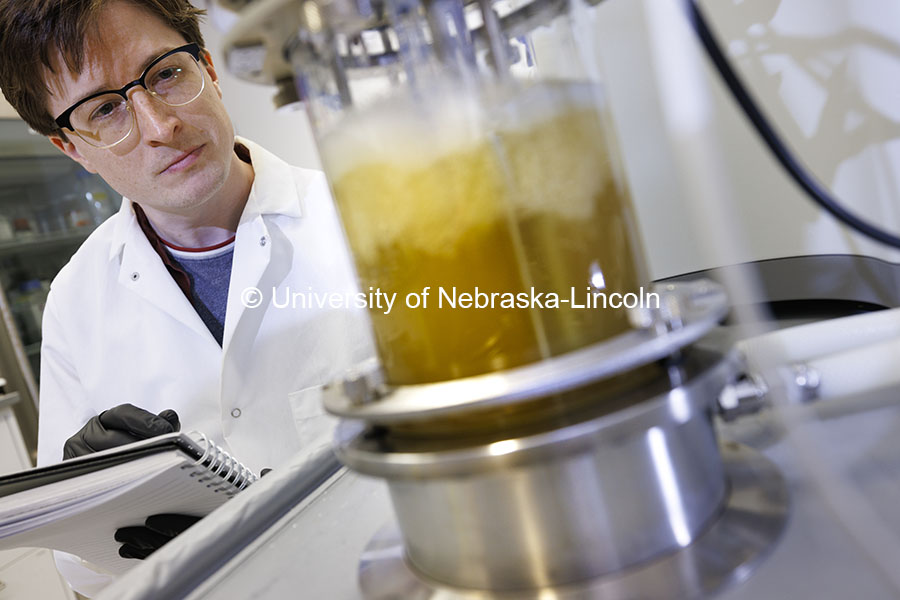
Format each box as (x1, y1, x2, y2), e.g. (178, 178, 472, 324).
(289, 0, 648, 385)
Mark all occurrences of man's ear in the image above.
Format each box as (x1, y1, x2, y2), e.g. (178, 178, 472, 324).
(202, 49, 223, 99)
(49, 133, 98, 173)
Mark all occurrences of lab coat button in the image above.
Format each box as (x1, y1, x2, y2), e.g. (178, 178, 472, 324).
(231, 408, 242, 418)
(130, 272, 140, 281)
(259, 236, 267, 247)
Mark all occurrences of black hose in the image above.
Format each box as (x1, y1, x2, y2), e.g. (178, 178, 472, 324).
(685, 0, 900, 249)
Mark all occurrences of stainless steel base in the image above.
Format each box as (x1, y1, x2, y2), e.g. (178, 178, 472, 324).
(358, 442, 789, 599)
(340, 351, 737, 589)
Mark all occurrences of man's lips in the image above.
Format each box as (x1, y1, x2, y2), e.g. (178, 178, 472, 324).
(160, 145, 204, 174)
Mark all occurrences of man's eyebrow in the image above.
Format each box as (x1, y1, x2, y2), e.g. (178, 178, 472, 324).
(73, 47, 174, 102)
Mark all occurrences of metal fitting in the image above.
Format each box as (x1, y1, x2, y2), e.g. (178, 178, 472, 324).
(717, 374, 769, 421)
(627, 283, 685, 333)
(788, 363, 820, 404)
(323, 359, 387, 405)
(627, 279, 726, 334)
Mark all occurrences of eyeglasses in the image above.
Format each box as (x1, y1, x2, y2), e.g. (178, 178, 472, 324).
(54, 43, 206, 149)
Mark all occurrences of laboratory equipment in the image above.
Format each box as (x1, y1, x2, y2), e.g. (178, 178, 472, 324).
(222, 0, 789, 596)
(99, 0, 900, 598)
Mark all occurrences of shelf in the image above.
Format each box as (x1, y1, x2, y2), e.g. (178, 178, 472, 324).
(0, 230, 90, 257)
(0, 153, 77, 183)
(0, 120, 59, 159)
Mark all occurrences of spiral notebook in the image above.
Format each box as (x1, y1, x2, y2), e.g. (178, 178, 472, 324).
(0, 432, 256, 575)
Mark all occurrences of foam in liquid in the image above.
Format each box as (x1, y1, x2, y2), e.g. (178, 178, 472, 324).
(320, 80, 645, 384)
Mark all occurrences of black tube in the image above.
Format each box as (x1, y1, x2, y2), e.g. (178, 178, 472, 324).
(685, 0, 900, 249)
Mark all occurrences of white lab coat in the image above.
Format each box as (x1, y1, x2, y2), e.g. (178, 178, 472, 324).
(37, 139, 375, 596)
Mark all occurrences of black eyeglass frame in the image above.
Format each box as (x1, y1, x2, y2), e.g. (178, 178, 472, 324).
(53, 43, 202, 133)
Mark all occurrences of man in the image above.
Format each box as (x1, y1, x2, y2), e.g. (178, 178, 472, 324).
(0, 0, 374, 594)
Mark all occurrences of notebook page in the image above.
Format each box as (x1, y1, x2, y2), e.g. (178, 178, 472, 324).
(0, 453, 187, 538)
(0, 454, 177, 533)
(0, 452, 239, 574)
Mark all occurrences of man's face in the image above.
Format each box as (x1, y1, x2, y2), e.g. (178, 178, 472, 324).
(45, 0, 236, 216)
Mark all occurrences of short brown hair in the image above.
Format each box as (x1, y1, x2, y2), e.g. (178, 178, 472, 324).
(0, 0, 206, 137)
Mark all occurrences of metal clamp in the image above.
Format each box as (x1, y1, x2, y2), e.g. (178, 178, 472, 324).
(324, 279, 729, 423)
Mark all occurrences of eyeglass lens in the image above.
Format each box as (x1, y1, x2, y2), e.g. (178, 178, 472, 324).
(71, 51, 205, 147)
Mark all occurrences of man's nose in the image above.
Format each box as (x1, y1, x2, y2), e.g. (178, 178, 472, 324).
(129, 89, 181, 144)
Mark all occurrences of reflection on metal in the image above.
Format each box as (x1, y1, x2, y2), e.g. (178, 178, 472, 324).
(338, 353, 738, 589)
(663, 255, 900, 310)
(222, 0, 595, 91)
(337, 350, 733, 475)
(647, 426, 692, 548)
(358, 442, 788, 599)
(789, 363, 820, 403)
(718, 374, 769, 422)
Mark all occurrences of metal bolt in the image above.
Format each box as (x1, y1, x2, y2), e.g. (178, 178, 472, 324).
(338, 359, 387, 405)
(231, 408, 242, 418)
(658, 294, 684, 332)
(627, 284, 686, 333)
(342, 375, 371, 405)
(717, 375, 769, 421)
(791, 363, 820, 403)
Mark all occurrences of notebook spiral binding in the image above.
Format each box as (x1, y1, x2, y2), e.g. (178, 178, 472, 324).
(179, 432, 258, 497)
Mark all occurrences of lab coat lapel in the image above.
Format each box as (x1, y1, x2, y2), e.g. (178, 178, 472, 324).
(221, 211, 272, 355)
(117, 217, 213, 341)
(220, 139, 303, 355)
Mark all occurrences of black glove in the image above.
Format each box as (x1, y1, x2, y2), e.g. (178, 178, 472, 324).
(63, 404, 180, 460)
(115, 514, 202, 560)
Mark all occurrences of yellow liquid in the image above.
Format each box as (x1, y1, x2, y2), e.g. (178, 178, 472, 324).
(322, 82, 646, 385)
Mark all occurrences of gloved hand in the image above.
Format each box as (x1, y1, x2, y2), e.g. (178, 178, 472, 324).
(63, 403, 180, 460)
(115, 514, 202, 560)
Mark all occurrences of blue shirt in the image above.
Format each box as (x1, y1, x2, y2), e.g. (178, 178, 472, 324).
(167, 242, 235, 346)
